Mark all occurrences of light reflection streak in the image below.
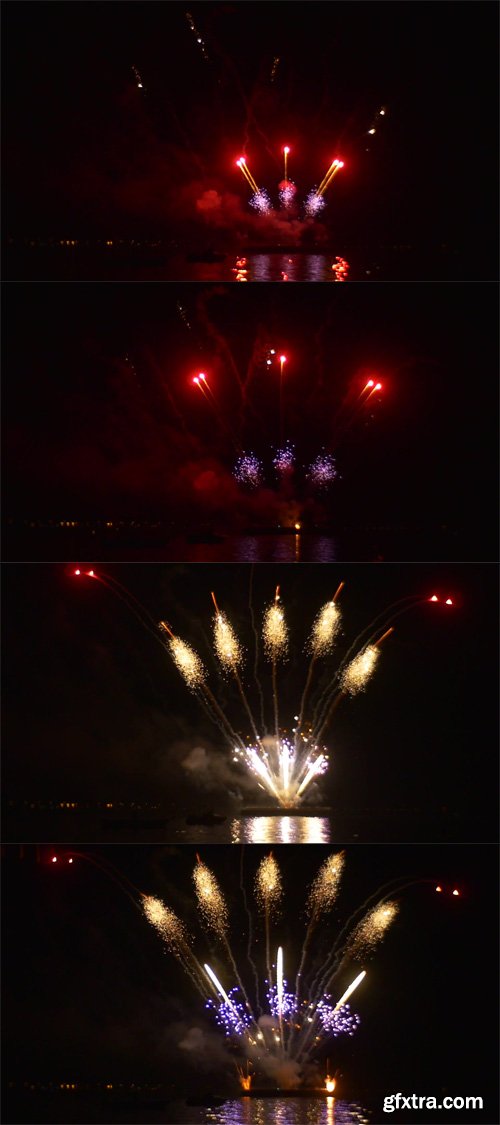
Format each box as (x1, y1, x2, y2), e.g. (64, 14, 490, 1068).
(202, 1097, 370, 1124)
(230, 816, 331, 844)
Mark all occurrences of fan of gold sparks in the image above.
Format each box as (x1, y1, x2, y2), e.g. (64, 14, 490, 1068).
(160, 583, 395, 808)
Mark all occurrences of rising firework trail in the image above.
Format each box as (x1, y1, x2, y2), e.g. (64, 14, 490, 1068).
(140, 850, 420, 1089)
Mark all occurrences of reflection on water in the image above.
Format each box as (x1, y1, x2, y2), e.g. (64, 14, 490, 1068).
(231, 536, 338, 563)
(247, 254, 349, 283)
(203, 1098, 370, 1125)
(231, 817, 331, 843)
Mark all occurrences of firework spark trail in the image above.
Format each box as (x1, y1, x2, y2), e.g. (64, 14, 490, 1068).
(277, 945, 285, 1050)
(294, 853, 346, 1018)
(193, 857, 228, 937)
(248, 568, 267, 735)
(199, 682, 245, 748)
(195, 289, 245, 411)
(296, 591, 343, 739)
(311, 626, 394, 744)
(158, 620, 244, 746)
(194, 857, 256, 1021)
(313, 877, 436, 1003)
(333, 970, 367, 1011)
(88, 572, 163, 646)
(142, 894, 208, 998)
(141, 347, 192, 437)
(345, 902, 399, 959)
(212, 594, 261, 744)
(322, 595, 423, 692)
(263, 587, 288, 742)
(317, 160, 344, 197)
(295, 970, 366, 1064)
(66, 850, 144, 912)
(311, 895, 399, 1006)
(192, 374, 239, 450)
(256, 854, 283, 995)
(240, 847, 262, 1015)
(161, 627, 207, 690)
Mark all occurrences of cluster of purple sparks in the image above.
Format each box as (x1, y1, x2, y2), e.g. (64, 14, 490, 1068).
(234, 447, 337, 490)
(206, 983, 360, 1042)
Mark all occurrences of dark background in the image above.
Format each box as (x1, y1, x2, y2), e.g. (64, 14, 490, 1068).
(3, 282, 498, 558)
(3, 2, 498, 275)
(2, 843, 498, 1123)
(2, 562, 498, 841)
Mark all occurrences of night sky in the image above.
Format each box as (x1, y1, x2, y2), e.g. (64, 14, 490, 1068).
(3, 282, 498, 552)
(3, 562, 497, 838)
(2, 4, 498, 1120)
(2, 843, 498, 1115)
(3, 2, 498, 271)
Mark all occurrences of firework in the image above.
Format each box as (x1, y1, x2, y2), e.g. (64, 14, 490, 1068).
(234, 736, 329, 808)
(131, 65, 144, 90)
(263, 591, 288, 662)
(193, 858, 228, 937)
(255, 854, 283, 915)
(250, 189, 272, 215)
(316, 159, 345, 197)
(212, 598, 243, 672)
(340, 644, 379, 695)
(332, 256, 349, 281)
(273, 442, 295, 475)
(308, 599, 342, 657)
(304, 191, 326, 217)
(307, 852, 346, 919)
(316, 999, 360, 1035)
(140, 851, 417, 1089)
(161, 582, 398, 807)
(142, 895, 188, 953)
(347, 902, 399, 958)
(307, 452, 338, 489)
(333, 969, 367, 1011)
(159, 625, 206, 690)
(76, 572, 410, 810)
(279, 181, 297, 209)
(234, 452, 264, 488)
(186, 12, 209, 60)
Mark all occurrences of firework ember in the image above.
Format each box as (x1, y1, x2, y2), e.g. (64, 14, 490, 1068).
(304, 190, 326, 217)
(307, 852, 346, 919)
(250, 189, 272, 214)
(308, 599, 342, 657)
(159, 626, 206, 690)
(341, 645, 379, 695)
(263, 591, 288, 661)
(273, 442, 295, 475)
(307, 452, 338, 489)
(212, 600, 243, 673)
(193, 858, 229, 937)
(234, 452, 264, 488)
(255, 854, 283, 914)
(347, 902, 399, 958)
(279, 181, 297, 209)
(142, 895, 188, 953)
